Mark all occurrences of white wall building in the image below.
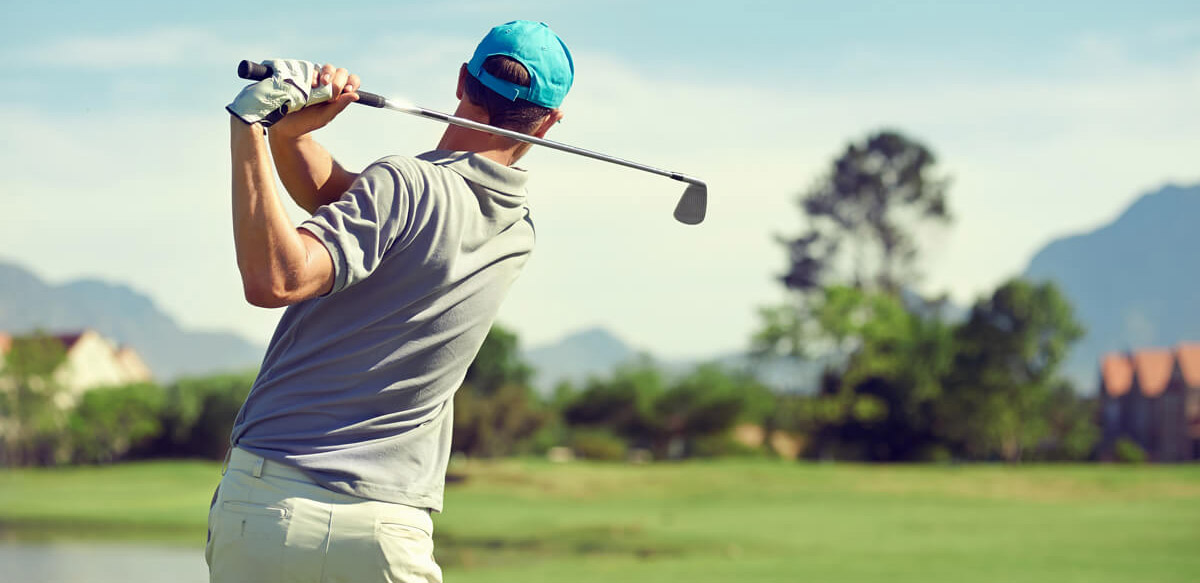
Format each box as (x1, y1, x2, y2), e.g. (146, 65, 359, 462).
(0, 329, 153, 405)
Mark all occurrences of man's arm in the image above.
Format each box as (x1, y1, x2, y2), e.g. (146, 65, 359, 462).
(268, 131, 358, 214)
(231, 117, 334, 307)
(267, 65, 363, 214)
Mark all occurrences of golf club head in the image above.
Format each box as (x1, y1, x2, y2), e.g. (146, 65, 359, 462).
(673, 183, 708, 225)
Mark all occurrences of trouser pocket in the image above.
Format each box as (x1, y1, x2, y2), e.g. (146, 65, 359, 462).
(209, 499, 292, 583)
(375, 518, 442, 583)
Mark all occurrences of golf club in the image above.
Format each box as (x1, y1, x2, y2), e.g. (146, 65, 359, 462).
(238, 60, 707, 225)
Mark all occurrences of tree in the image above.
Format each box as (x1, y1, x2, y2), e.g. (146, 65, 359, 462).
(803, 286, 956, 461)
(781, 130, 950, 295)
(463, 324, 532, 396)
(938, 279, 1085, 461)
(67, 382, 166, 463)
(149, 371, 257, 460)
(452, 324, 547, 457)
(562, 356, 665, 450)
(653, 364, 774, 459)
(1034, 381, 1099, 461)
(0, 332, 69, 466)
(756, 130, 951, 363)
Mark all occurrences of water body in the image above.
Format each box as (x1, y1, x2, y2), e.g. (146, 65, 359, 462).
(0, 541, 207, 583)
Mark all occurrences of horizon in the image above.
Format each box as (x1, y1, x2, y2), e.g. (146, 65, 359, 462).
(0, 173, 1192, 362)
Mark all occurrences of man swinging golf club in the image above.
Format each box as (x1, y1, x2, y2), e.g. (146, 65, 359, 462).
(209, 21, 572, 582)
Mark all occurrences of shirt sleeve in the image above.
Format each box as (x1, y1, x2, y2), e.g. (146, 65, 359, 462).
(299, 159, 412, 294)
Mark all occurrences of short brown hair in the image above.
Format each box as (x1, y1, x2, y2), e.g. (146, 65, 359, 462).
(464, 55, 553, 132)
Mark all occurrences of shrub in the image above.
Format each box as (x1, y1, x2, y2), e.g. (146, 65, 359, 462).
(67, 382, 166, 463)
(1113, 438, 1147, 464)
(691, 433, 763, 458)
(148, 371, 256, 459)
(569, 429, 628, 461)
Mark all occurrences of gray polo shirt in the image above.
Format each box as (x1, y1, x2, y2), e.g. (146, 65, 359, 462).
(230, 150, 535, 512)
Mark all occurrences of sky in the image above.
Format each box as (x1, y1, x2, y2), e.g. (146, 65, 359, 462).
(2, 1, 1198, 360)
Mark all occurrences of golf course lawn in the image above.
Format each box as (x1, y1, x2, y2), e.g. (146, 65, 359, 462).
(1, 459, 1198, 583)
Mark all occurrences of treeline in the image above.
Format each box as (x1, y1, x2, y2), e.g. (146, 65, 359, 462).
(454, 326, 775, 461)
(455, 275, 1100, 464)
(0, 294, 1098, 467)
(0, 334, 255, 466)
(0, 327, 773, 466)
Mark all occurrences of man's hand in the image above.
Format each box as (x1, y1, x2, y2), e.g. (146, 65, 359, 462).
(266, 64, 364, 214)
(269, 64, 362, 139)
(227, 59, 342, 127)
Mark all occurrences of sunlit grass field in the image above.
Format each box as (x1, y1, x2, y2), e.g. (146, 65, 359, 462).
(1, 459, 1198, 582)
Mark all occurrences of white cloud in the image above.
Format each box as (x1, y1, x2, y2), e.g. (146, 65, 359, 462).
(28, 27, 228, 68)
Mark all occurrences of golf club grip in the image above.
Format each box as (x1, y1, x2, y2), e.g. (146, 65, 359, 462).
(236, 60, 386, 108)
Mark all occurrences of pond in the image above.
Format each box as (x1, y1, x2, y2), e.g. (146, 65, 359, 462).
(0, 541, 207, 583)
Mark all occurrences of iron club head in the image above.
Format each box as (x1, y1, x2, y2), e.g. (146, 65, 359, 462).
(673, 183, 708, 225)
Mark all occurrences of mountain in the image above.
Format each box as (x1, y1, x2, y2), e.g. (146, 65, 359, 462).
(522, 326, 824, 394)
(1024, 183, 1200, 390)
(0, 260, 265, 381)
(523, 327, 640, 391)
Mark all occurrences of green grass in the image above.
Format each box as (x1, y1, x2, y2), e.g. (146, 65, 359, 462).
(2, 459, 1198, 582)
(0, 460, 218, 544)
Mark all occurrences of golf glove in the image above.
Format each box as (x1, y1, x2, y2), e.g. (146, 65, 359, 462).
(226, 59, 334, 127)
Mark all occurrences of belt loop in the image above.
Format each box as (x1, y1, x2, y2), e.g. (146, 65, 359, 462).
(252, 457, 265, 478)
(221, 448, 232, 476)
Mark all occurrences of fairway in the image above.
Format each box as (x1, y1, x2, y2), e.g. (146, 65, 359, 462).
(1, 460, 1198, 582)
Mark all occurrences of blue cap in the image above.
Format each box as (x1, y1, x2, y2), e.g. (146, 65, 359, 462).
(467, 21, 574, 109)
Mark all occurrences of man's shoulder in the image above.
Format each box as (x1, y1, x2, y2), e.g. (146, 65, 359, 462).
(367, 154, 436, 176)
(355, 154, 453, 197)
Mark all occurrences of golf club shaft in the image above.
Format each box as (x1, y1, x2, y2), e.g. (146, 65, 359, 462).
(237, 60, 705, 188)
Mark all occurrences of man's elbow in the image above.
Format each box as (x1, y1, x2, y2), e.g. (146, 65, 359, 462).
(241, 276, 303, 308)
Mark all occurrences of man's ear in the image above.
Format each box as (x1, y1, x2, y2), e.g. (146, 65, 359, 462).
(531, 109, 565, 139)
(456, 64, 468, 100)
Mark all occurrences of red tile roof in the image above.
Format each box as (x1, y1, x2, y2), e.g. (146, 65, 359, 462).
(1101, 353, 1133, 397)
(1132, 349, 1174, 397)
(1176, 343, 1200, 388)
(54, 332, 86, 351)
(0, 332, 10, 355)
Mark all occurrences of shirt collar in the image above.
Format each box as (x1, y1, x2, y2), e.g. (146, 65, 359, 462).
(416, 150, 528, 197)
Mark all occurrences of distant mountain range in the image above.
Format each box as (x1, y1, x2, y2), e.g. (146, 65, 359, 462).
(1024, 183, 1200, 390)
(3, 182, 1194, 391)
(0, 262, 264, 381)
(521, 327, 822, 394)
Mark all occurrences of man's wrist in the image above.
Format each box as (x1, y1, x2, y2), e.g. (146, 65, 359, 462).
(268, 125, 314, 145)
(230, 115, 266, 136)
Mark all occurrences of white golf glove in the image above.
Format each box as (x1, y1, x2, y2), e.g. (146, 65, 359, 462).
(226, 59, 334, 126)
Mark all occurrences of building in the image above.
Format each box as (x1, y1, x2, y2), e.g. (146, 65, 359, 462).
(0, 329, 153, 406)
(1099, 343, 1200, 461)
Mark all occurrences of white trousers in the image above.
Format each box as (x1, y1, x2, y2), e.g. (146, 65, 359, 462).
(206, 447, 442, 583)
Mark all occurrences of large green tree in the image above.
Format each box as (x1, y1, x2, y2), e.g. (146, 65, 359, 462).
(781, 130, 950, 296)
(756, 130, 951, 361)
(754, 131, 959, 460)
(804, 286, 956, 461)
(938, 279, 1085, 461)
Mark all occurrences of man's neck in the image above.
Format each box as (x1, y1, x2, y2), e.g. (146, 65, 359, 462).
(436, 103, 522, 166)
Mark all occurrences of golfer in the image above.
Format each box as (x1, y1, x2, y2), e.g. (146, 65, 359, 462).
(209, 21, 572, 582)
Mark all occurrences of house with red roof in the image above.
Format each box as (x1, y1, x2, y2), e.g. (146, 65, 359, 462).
(1099, 343, 1200, 461)
(0, 329, 152, 406)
